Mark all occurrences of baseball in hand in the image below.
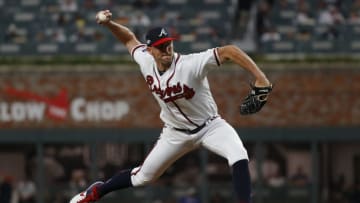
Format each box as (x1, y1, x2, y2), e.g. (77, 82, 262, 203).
(97, 11, 107, 22)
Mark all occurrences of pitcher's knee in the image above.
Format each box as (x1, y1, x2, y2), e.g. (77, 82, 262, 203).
(130, 167, 157, 187)
(228, 149, 249, 166)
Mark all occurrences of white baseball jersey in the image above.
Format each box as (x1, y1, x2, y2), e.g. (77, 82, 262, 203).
(131, 44, 221, 130)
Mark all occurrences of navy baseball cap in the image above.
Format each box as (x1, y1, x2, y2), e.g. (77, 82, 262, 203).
(145, 27, 177, 47)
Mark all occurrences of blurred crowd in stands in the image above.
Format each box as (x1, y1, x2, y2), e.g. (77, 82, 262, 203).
(2, 0, 360, 55)
(0, 174, 36, 203)
(234, 0, 360, 52)
(1, 0, 230, 54)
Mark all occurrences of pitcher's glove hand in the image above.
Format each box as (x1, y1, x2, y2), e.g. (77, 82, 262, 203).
(240, 84, 273, 115)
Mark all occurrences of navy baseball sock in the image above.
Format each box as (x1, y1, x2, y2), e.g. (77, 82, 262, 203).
(97, 169, 133, 197)
(232, 159, 251, 203)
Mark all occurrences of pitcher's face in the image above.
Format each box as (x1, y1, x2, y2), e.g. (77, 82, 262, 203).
(148, 41, 174, 67)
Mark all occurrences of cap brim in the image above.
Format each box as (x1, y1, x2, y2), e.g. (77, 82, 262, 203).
(151, 37, 177, 47)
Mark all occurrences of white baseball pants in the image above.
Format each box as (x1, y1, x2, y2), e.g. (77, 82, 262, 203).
(130, 117, 248, 186)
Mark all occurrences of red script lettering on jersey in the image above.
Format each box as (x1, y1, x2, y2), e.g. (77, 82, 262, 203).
(146, 75, 195, 103)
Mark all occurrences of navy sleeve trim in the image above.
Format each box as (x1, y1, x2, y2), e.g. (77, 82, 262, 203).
(131, 44, 146, 59)
(213, 48, 221, 66)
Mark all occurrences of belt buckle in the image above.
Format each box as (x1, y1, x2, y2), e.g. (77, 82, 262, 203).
(185, 129, 192, 134)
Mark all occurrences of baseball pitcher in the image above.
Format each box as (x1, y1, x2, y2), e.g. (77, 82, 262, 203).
(70, 9, 272, 203)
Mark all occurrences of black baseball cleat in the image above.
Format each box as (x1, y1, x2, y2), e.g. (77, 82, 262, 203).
(69, 181, 104, 203)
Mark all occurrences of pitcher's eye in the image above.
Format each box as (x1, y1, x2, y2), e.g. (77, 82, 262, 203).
(155, 42, 171, 51)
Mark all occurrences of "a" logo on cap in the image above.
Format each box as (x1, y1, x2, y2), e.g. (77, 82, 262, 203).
(158, 28, 167, 37)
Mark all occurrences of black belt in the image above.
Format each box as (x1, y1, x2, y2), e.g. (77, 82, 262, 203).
(173, 116, 218, 134)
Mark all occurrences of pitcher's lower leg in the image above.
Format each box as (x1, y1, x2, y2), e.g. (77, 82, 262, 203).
(232, 159, 251, 203)
(97, 169, 133, 197)
(97, 165, 159, 198)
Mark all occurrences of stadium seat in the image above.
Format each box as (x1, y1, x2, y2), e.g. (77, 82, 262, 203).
(0, 43, 20, 54)
(261, 41, 296, 53)
(310, 41, 336, 53)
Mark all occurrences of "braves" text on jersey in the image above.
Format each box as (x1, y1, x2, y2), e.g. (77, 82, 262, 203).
(146, 75, 195, 103)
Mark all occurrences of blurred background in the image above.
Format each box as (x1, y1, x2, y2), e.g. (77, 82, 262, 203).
(0, 0, 360, 203)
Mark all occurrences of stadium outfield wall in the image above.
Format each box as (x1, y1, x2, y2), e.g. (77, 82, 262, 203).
(0, 63, 359, 129)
